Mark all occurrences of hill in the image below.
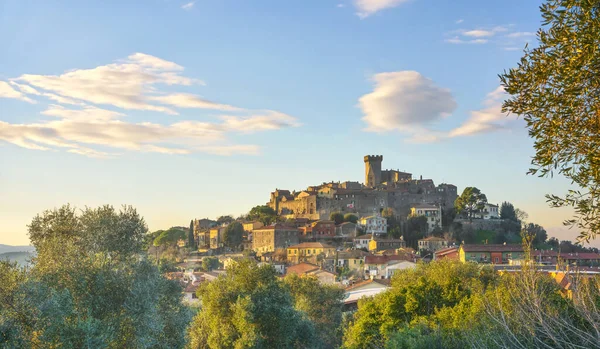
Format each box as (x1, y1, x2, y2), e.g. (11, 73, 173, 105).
(0, 244, 35, 254)
(0, 251, 34, 267)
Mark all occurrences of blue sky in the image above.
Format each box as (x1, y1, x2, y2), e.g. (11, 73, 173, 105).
(1, 0, 594, 247)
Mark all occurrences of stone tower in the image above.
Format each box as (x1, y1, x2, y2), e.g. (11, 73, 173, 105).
(364, 155, 383, 187)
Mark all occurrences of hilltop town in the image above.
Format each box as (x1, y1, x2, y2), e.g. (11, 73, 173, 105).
(165, 155, 600, 309)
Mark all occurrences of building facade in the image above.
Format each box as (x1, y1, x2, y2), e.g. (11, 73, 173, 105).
(287, 242, 336, 264)
(252, 224, 299, 254)
(418, 236, 449, 252)
(360, 215, 387, 236)
(410, 204, 442, 233)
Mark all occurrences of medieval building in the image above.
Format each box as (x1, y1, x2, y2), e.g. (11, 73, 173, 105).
(268, 155, 457, 221)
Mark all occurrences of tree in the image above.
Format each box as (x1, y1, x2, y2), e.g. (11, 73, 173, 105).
(223, 221, 244, 249)
(500, 202, 517, 222)
(525, 223, 547, 245)
(343, 213, 358, 224)
(454, 187, 487, 221)
(153, 227, 187, 247)
(515, 208, 529, 224)
(2, 204, 192, 348)
(187, 260, 319, 348)
(500, 0, 600, 243)
(247, 205, 278, 226)
(283, 274, 345, 349)
(404, 216, 428, 249)
(441, 207, 457, 229)
(201, 256, 220, 272)
(216, 215, 234, 225)
(188, 220, 195, 248)
(330, 212, 344, 225)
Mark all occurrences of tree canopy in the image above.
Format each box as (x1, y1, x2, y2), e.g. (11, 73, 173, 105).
(499, 202, 517, 222)
(1, 204, 191, 348)
(330, 212, 344, 225)
(344, 213, 358, 224)
(187, 260, 320, 349)
(153, 227, 187, 247)
(247, 205, 278, 226)
(500, 0, 600, 242)
(455, 187, 487, 221)
(216, 215, 234, 225)
(223, 221, 244, 249)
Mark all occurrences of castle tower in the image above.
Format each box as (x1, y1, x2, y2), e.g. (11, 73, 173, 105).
(364, 155, 383, 187)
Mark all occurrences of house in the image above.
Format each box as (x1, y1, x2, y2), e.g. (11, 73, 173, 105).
(325, 250, 368, 272)
(434, 247, 459, 260)
(531, 250, 559, 265)
(359, 215, 387, 236)
(383, 260, 417, 278)
(300, 220, 336, 239)
(252, 224, 299, 255)
(287, 242, 336, 264)
(417, 236, 449, 252)
(368, 237, 406, 252)
(410, 204, 441, 233)
(183, 281, 201, 304)
(343, 279, 391, 310)
(243, 221, 264, 232)
(561, 252, 600, 266)
(353, 234, 372, 249)
(285, 262, 337, 285)
(459, 244, 524, 264)
(336, 222, 359, 238)
(209, 226, 227, 249)
(365, 255, 415, 279)
(474, 203, 500, 219)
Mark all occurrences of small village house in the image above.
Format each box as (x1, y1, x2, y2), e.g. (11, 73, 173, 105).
(410, 204, 442, 233)
(286, 242, 336, 264)
(417, 236, 449, 252)
(252, 224, 299, 255)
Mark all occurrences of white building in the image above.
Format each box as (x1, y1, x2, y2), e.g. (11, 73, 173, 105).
(353, 234, 372, 249)
(410, 204, 442, 233)
(359, 215, 387, 236)
(475, 203, 499, 219)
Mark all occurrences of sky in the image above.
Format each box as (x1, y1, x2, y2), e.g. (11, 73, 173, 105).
(1, 0, 597, 247)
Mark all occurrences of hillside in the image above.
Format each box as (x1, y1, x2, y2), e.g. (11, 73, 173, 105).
(0, 244, 35, 254)
(0, 251, 34, 267)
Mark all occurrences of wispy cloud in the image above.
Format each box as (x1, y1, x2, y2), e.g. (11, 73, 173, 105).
(354, 0, 410, 18)
(444, 37, 487, 45)
(506, 31, 535, 38)
(181, 1, 195, 10)
(337, 3, 346, 8)
(0, 81, 35, 103)
(455, 19, 464, 24)
(0, 54, 301, 158)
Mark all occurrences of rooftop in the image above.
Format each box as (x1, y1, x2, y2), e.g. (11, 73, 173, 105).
(460, 244, 523, 252)
(286, 262, 320, 276)
(288, 242, 335, 249)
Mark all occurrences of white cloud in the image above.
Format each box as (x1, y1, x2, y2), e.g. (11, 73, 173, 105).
(354, 0, 410, 18)
(181, 2, 195, 10)
(445, 37, 488, 44)
(0, 81, 35, 103)
(448, 86, 513, 138)
(337, 3, 346, 8)
(455, 19, 464, 24)
(504, 47, 520, 51)
(149, 93, 242, 111)
(359, 71, 456, 133)
(463, 30, 495, 38)
(507, 31, 535, 38)
(0, 53, 301, 158)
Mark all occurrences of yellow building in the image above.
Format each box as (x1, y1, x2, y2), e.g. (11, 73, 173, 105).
(209, 226, 227, 249)
(368, 238, 405, 252)
(287, 242, 336, 263)
(243, 221, 264, 232)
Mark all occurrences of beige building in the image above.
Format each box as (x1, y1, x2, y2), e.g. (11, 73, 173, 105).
(410, 204, 442, 233)
(252, 224, 299, 254)
(418, 236, 449, 252)
(287, 242, 336, 264)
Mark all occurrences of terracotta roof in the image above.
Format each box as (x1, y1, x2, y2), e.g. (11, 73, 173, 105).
(286, 262, 320, 276)
(461, 244, 523, 252)
(334, 250, 369, 259)
(288, 242, 335, 249)
(420, 236, 447, 242)
(345, 278, 391, 291)
(354, 234, 372, 240)
(255, 224, 298, 230)
(435, 247, 458, 256)
(365, 255, 412, 265)
(373, 239, 404, 243)
(184, 281, 202, 293)
(164, 272, 184, 280)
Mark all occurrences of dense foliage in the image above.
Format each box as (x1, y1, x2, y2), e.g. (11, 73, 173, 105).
(500, 0, 600, 242)
(187, 260, 343, 349)
(0, 205, 191, 348)
(455, 187, 488, 221)
(247, 205, 278, 226)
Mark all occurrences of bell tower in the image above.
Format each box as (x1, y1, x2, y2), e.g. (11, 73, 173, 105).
(364, 155, 383, 187)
